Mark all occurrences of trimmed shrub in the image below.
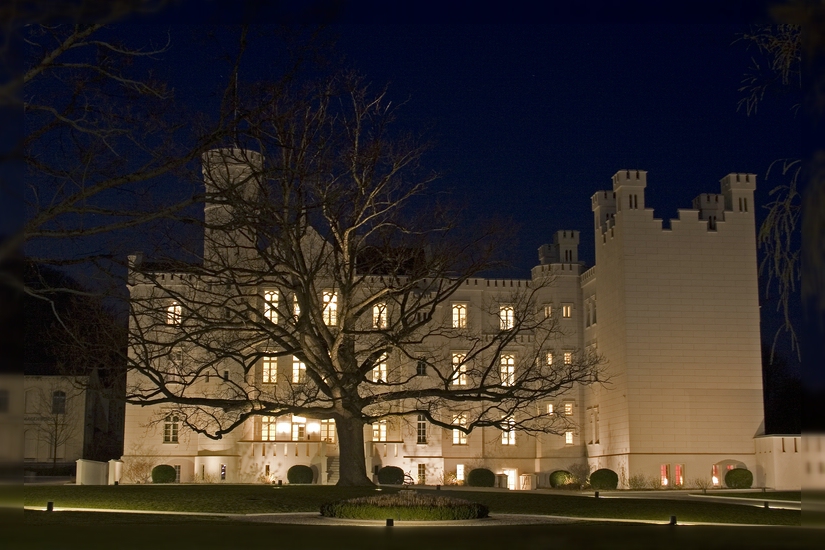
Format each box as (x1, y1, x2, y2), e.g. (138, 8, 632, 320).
(549, 469, 576, 488)
(467, 468, 495, 487)
(287, 464, 314, 484)
(377, 466, 405, 485)
(320, 491, 489, 520)
(589, 468, 619, 490)
(628, 474, 647, 490)
(725, 468, 753, 489)
(151, 464, 176, 484)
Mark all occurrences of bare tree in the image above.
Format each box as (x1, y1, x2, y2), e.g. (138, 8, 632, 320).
(125, 74, 604, 486)
(25, 378, 83, 469)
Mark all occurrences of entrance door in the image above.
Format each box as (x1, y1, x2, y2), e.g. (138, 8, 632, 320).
(502, 468, 517, 490)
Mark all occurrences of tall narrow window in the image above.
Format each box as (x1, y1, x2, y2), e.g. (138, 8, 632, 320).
(452, 303, 467, 328)
(564, 402, 574, 416)
(564, 431, 573, 445)
(712, 464, 720, 486)
(263, 290, 278, 323)
(167, 301, 181, 325)
(373, 303, 388, 328)
(372, 420, 387, 442)
(174, 465, 181, 483)
(417, 464, 426, 485)
(452, 415, 467, 445)
(588, 408, 594, 444)
(500, 354, 515, 386)
(262, 356, 277, 384)
(163, 414, 179, 443)
(456, 464, 465, 482)
(499, 305, 515, 330)
(562, 304, 572, 318)
(322, 291, 337, 325)
(451, 353, 467, 386)
(545, 352, 554, 366)
(51, 391, 66, 414)
(592, 300, 596, 324)
(660, 464, 670, 487)
(293, 295, 301, 319)
(564, 351, 573, 365)
(546, 403, 554, 415)
(320, 419, 336, 443)
(544, 304, 553, 318)
(416, 359, 427, 376)
(674, 464, 685, 487)
(501, 417, 516, 445)
(292, 356, 306, 384)
(261, 416, 276, 441)
(291, 420, 306, 441)
(416, 414, 427, 444)
(594, 406, 600, 444)
(372, 353, 388, 383)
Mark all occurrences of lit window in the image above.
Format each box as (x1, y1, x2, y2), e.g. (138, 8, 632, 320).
(373, 303, 388, 328)
(292, 356, 306, 384)
(323, 291, 337, 325)
(501, 417, 516, 445)
(452, 415, 467, 445)
(167, 301, 182, 325)
(51, 391, 66, 414)
(452, 353, 467, 386)
(499, 306, 515, 330)
(417, 414, 427, 444)
(545, 352, 554, 366)
(372, 353, 388, 383)
(261, 416, 276, 441)
(292, 421, 306, 441)
(674, 464, 684, 487)
(262, 356, 277, 384)
(564, 431, 573, 445)
(547, 403, 554, 415)
(564, 352, 572, 365)
(456, 464, 465, 482)
(562, 304, 572, 318)
(660, 464, 670, 487)
(164, 414, 179, 443)
(452, 303, 467, 328)
(544, 304, 553, 318)
(263, 290, 278, 323)
(418, 464, 426, 485)
(564, 402, 574, 416)
(293, 295, 301, 319)
(500, 354, 515, 386)
(372, 420, 387, 442)
(594, 406, 600, 443)
(416, 359, 427, 376)
(712, 464, 720, 486)
(320, 419, 336, 443)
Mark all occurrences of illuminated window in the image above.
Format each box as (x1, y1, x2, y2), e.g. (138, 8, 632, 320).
(452, 353, 467, 386)
(562, 304, 572, 318)
(261, 416, 276, 441)
(372, 353, 388, 383)
(163, 414, 179, 443)
(418, 464, 426, 485)
(544, 304, 553, 318)
(51, 391, 66, 414)
(456, 464, 465, 482)
(500, 305, 515, 330)
(564, 402, 574, 416)
(322, 291, 337, 325)
(452, 415, 467, 445)
(293, 295, 301, 319)
(674, 464, 685, 487)
(594, 406, 599, 443)
(500, 354, 515, 386)
(660, 464, 670, 487)
(564, 431, 573, 445)
(417, 414, 427, 444)
(564, 352, 572, 365)
(174, 465, 181, 483)
(292, 420, 306, 441)
(292, 356, 306, 384)
(167, 301, 182, 325)
(262, 356, 277, 384)
(373, 303, 388, 329)
(320, 419, 336, 443)
(545, 352, 554, 366)
(546, 403, 554, 415)
(263, 290, 278, 323)
(416, 359, 427, 376)
(501, 417, 516, 445)
(372, 420, 387, 442)
(452, 303, 467, 328)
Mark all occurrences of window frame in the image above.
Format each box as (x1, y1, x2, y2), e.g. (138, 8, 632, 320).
(322, 291, 337, 326)
(372, 420, 387, 442)
(501, 416, 516, 446)
(163, 413, 180, 444)
(263, 290, 279, 323)
(416, 414, 427, 444)
(451, 353, 467, 386)
(292, 356, 306, 384)
(51, 391, 66, 415)
(500, 353, 515, 386)
(262, 355, 277, 384)
(166, 301, 182, 325)
(452, 303, 468, 329)
(372, 353, 388, 383)
(452, 414, 468, 445)
(499, 305, 515, 330)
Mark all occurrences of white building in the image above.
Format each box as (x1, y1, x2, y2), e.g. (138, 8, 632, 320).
(121, 152, 799, 489)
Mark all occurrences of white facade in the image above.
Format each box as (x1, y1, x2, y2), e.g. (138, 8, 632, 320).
(24, 376, 90, 469)
(122, 160, 790, 488)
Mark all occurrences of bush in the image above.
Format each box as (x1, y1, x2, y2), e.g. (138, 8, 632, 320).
(151, 464, 176, 484)
(725, 468, 753, 489)
(320, 491, 488, 520)
(466, 468, 495, 487)
(549, 470, 576, 488)
(287, 464, 314, 484)
(377, 466, 405, 485)
(589, 468, 619, 490)
(628, 474, 647, 490)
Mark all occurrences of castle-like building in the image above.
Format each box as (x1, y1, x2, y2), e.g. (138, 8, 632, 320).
(121, 151, 800, 490)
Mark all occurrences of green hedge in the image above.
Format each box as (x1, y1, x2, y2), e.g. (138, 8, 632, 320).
(549, 470, 577, 488)
(467, 468, 495, 487)
(287, 465, 314, 484)
(377, 466, 404, 485)
(725, 468, 753, 489)
(589, 468, 618, 490)
(320, 492, 489, 520)
(151, 465, 176, 484)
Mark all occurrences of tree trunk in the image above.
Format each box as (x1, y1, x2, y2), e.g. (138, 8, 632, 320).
(335, 414, 374, 486)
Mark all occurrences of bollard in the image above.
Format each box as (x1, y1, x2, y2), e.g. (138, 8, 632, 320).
(114, 481, 118, 486)
(669, 515, 677, 525)
(594, 491, 599, 498)
(386, 518, 394, 527)
(278, 480, 283, 487)
(764, 502, 770, 509)
(436, 485, 440, 491)
(46, 501, 54, 512)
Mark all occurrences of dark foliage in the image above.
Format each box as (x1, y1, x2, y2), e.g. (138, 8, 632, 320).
(549, 470, 577, 488)
(467, 468, 495, 487)
(287, 465, 314, 484)
(589, 468, 619, 490)
(377, 466, 405, 485)
(151, 465, 176, 484)
(725, 468, 754, 489)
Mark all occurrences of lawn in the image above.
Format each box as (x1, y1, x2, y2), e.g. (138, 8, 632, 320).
(699, 491, 801, 501)
(22, 485, 801, 525)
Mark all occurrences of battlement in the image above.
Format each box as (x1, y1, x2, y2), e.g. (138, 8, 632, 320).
(538, 230, 580, 265)
(720, 172, 756, 192)
(202, 148, 263, 199)
(612, 169, 647, 190)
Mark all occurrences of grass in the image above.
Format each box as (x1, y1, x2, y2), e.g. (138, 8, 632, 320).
(698, 491, 801, 501)
(320, 491, 489, 520)
(9, 510, 822, 550)
(22, 484, 800, 525)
